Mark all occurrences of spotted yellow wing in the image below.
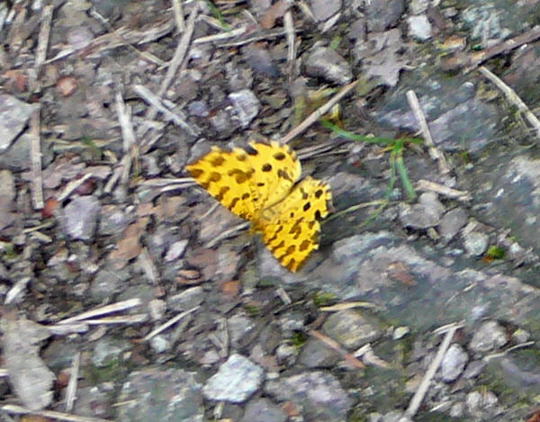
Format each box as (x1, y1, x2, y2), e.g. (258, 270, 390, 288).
(256, 177, 332, 272)
(186, 141, 301, 221)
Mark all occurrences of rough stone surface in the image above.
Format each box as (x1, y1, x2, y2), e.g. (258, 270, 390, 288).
(399, 192, 445, 229)
(365, 0, 405, 32)
(240, 398, 287, 422)
(440, 343, 469, 382)
(0, 95, 35, 152)
(439, 208, 468, 241)
(117, 368, 204, 422)
(310, 0, 341, 22)
(203, 354, 264, 403)
(469, 321, 508, 353)
(62, 196, 101, 240)
(265, 371, 352, 421)
(407, 15, 432, 41)
(304, 46, 353, 85)
(323, 309, 382, 349)
(463, 231, 489, 256)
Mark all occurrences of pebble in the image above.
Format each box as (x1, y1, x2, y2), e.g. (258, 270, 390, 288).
(463, 231, 489, 256)
(365, 0, 405, 32)
(304, 46, 353, 85)
(203, 354, 264, 403)
(407, 15, 432, 41)
(399, 192, 445, 229)
(265, 371, 352, 421)
(466, 390, 499, 417)
(228, 89, 261, 128)
(469, 321, 508, 353)
(117, 368, 204, 422)
(62, 196, 101, 240)
(310, 0, 342, 22)
(0, 95, 35, 152)
(167, 286, 205, 312)
(240, 398, 287, 422)
(438, 208, 468, 241)
(92, 337, 132, 368)
(323, 309, 382, 349)
(440, 343, 469, 382)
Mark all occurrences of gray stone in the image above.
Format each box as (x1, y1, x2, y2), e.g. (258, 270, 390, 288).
(228, 89, 260, 128)
(203, 354, 264, 403)
(439, 208, 468, 241)
(265, 371, 352, 422)
(73, 385, 113, 418)
(98, 205, 129, 236)
(62, 196, 101, 240)
(463, 231, 489, 256)
(399, 192, 445, 229)
(463, 360, 486, 379)
(240, 398, 287, 422)
(167, 286, 205, 312)
(304, 46, 352, 85)
(117, 368, 204, 422)
(92, 337, 132, 368)
(323, 310, 382, 349)
(228, 314, 256, 349)
(310, 0, 341, 22)
(410, 0, 429, 14)
(365, 0, 405, 32)
(298, 338, 340, 368)
(407, 15, 432, 41)
(469, 321, 508, 353)
(466, 390, 499, 418)
(0, 95, 35, 152)
(149, 335, 171, 354)
(90, 267, 131, 301)
(440, 343, 468, 382)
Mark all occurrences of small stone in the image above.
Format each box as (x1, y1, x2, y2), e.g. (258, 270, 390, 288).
(323, 310, 382, 349)
(463, 231, 489, 256)
(240, 398, 287, 422)
(92, 337, 132, 368)
(298, 338, 340, 368)
(265, 371, 352, 421)
(407, 15, 432, 41)
(149, 335, 171, 354)
(167, 286, 205, 312)
(469, 321, 508, 353)
(228, 314, 256, 348)
(410, 0, 429, 15)
(203, 354, 264, 403)
(400, 192, 445, 229)
(0, 94, 35, 152)
(304, 46, 353, 85)
(439, 208, 468, 241)
(62, 196, 101, 240)
(117, 368, 204, 422)
(463, 360, 486, 379)
(511, 328, 530, 343)
(228, 89, 260, 128)
(393, 326, 410, 340)
(310, 0, 341, 22)
(440, 343, 468, 382)
(466, 390, 499, 416)
(365, 0, 405, 32)
(164, 239, 189, 262)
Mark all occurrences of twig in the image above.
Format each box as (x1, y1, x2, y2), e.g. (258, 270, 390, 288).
(416, 179, 471, 201)
(31, 4, 53, 91)
(405, 322, 462, 418)
(5, 277, 31, 305)
(194, 26, 247, 44)
(281, 80, 359, 144)
(115, 91, 137, 194)
(56, 298, 142, 325)
(65, 352, 80, 412)
(406, 90, 451, 175)
(133, 84, 199, 137)
(283, 9, 296, 78)
(30, 107, 44, 209)
(320, 301, 380, 312)
(157, 4, 198, 98)
(478, 66, 540, 140)
(308, 329, 365, 369)
(137, 247, 160, 285)
(1, 405, 113, 422)
(172, 0, 185, 32)
(57, 173, 93, 202)
(143, 306, 199, 341)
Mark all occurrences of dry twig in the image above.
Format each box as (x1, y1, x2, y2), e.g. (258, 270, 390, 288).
(416, 179, 471, 201)
(308, 329, 365, 369)
(281, 80, 359, 144)
(1, 405, 112, 422)
(478, 66, 540, 140)
(143, 306, 199, 341)
(405, 322, 463, 418)
(406, 90, 451, 175)
(30, 107, 44, 209)
(65, 352, 80, 412)
(56, 298, 142, 325)
(172, 0, 185, 32)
